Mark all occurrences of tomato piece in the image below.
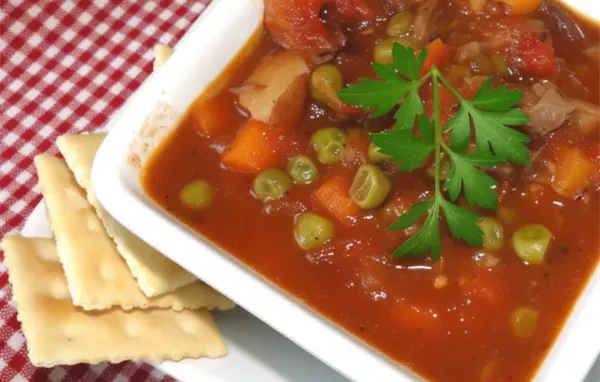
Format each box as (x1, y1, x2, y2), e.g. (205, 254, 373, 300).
(264, 0, 374, 54)
(265, 0, 338, 53)
(517, 32, 556, 78)
(481, 17, 556, 78)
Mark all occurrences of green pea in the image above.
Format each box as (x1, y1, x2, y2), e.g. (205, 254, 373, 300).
(386, 11, 413, 37)
(511, 224, 553, 264)
(252, 169, 292, 201)
(470, 54, 494, 75)
(510, 307, 539, 338)
(477, 217, 505, 251)
(350, 164, 391, 209)
(374, 39, 394, 64)
(311, 127, 347, 165)
(294, 212, 335, 250)
(286, 156, 319, 185)
(179, 180, 214, 210)
(368, 142, 391, 163)
(490, 53, 510, 76)
(373, 37, 416, 64)
(310, 64, 344, 105)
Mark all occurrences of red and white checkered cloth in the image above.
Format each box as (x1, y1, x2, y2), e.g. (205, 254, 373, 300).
(1, 1, 211, 380)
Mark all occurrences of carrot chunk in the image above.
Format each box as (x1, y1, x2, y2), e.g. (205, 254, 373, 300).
(313, 175, 360, 223)
(222, 119, 283, 174)
(190, 94, 236, 137)
(420, 38, 453, 77)
(551, 147, 597, 198)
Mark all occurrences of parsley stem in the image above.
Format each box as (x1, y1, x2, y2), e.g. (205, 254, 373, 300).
(418, 72, 433, 87)
(431, 68, 442, 201)
(436, 72, 464, 104)
(339, 43, 530, 259)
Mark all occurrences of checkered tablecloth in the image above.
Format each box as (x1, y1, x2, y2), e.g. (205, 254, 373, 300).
(1, 1, 211, 380)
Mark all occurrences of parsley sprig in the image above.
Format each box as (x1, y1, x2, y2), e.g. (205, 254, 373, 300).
(338, 43, 530, 261)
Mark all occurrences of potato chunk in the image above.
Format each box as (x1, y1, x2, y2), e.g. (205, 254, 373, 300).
(238, 51, 309, 130)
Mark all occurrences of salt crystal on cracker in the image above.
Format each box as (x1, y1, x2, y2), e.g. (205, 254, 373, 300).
(33, 154, 234, 311)
(1, 235, 227, 367)
(57, 133, 197, 297)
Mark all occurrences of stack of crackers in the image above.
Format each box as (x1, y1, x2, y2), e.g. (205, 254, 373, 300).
(1, 46, 235, 367)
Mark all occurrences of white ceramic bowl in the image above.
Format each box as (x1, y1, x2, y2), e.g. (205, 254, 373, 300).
(92, 1, 600, 381)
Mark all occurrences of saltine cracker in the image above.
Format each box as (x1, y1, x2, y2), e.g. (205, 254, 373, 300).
(57, 133, 197, 297)
(33, 154, 234, 311)
(1, 236, 227, 367)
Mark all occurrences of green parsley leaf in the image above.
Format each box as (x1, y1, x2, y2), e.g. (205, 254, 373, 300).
(338, 42, 531, 260)
(442, 77, 531, 164)
(445, 151, 500, 209)
(446, 100, 530, 163)
(388, 200, 433, 231)
(468, 108, 530, 164)
(417, 114, 434, 143)
(372, 63, 399, 81)
(440, 200, 483, 248)
(458, 152, 505, 167)
(338, 77, 409, 117)
(370, 123, 434, 171)
(391, 44, 427, 80)
(339, 44, 427, 120)
(446, 107, 471, 152)
(394, 89, 424, 130)
(471, 79, 524, 111)
(391, 202, 441, 260)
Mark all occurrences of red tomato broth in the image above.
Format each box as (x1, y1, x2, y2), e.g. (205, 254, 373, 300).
(142, 1, 600, 381)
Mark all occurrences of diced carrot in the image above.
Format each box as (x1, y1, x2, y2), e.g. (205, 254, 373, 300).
(313, 175, 360, 224)
(393, 301, 443, 334)
(221, 119, 284, 174)
(551, 147, 597, 198)
(190, 93, 236, 137)
(498, 0, 541, 15)
(419, 38, 453, 77)
(343, 128, 370, 167)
